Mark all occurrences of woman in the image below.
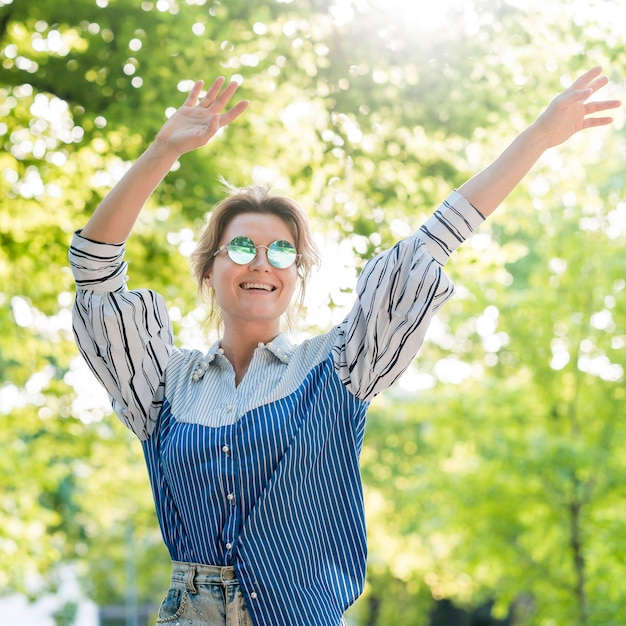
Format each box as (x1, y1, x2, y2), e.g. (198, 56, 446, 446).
(70, 68, 619, 625)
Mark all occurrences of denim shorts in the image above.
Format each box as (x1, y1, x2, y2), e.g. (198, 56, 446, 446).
(156, 560, 349, 625)
(156, 562, 253, 625)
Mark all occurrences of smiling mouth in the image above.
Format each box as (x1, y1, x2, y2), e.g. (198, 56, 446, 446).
(241, 282, 276, 292)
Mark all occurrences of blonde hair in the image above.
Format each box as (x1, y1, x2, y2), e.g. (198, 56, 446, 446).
(190, 182, 320, 329)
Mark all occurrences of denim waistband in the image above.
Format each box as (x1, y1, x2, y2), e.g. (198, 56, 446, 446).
(170, 561, 237, 594)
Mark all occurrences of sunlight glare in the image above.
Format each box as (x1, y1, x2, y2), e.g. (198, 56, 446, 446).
(369, 0, 463, 32)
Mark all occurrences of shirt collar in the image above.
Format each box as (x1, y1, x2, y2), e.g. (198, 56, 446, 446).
(257, 333, 295, 364)
(191, 332, 298, 383)
(205, 333, 295, 365)
(191, 333, 295, 382)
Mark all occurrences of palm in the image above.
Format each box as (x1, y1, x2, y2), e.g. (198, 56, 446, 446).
(155, 77, 248, 155)
(536, 67, 620, 148)
(158, 106, 219, 152)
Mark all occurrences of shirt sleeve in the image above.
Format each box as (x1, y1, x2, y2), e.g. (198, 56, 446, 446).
(69, 231, 175, 440)
(333, 190, 485, 400)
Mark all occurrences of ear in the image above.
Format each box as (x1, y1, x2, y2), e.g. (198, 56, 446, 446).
(204, 274, 213, 288)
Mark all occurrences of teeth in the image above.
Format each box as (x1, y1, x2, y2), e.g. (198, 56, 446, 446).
(242, 283, 273, 291)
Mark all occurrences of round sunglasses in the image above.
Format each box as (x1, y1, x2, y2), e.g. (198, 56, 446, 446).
(213, 235, 300, 269)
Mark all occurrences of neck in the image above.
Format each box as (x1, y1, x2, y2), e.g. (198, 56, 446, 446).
(219, 321, 280, 385)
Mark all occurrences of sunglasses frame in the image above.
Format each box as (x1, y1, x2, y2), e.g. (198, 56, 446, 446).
(213, 235, 300, 269)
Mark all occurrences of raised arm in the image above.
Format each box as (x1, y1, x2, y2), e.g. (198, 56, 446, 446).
(80, 77, 249, 243)
(457, 66, 621, 217)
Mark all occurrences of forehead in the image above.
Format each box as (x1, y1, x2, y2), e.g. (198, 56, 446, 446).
(222, 212, 294, 243)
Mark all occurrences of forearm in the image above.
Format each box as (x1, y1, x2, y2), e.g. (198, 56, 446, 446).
(80, 139, 180, 243)
(80, 76, 248, 243)
(457, 121, 549, 217)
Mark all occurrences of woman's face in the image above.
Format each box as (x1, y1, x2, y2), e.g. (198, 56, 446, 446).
(207, 212, 299, 334)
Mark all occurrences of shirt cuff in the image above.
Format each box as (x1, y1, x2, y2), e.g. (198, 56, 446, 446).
(418, 190, 485, 264)
(69, 230, 129, 292)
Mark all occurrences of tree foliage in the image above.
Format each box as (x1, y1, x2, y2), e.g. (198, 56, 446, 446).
(1, 0, 624, 624)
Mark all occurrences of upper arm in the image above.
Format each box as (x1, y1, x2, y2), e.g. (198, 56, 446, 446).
(69, 231, 174, 440)
(333, 237, 453, 400)
(73, 286, 175, 439)
(333, 191, 484, 400)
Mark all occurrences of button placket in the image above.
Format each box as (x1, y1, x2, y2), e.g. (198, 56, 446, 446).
(220, 422, 238, 561)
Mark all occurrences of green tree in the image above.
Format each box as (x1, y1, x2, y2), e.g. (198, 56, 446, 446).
(1, 0, 624, 623)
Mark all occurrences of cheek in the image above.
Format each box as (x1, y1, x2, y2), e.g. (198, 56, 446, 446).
(209, 266, 245, 302)
(283, 272, 299, 298)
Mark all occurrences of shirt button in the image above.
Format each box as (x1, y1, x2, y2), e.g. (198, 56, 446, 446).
(226, 542, 233, 550)
(226, 405, 232, 412)
(227, 493, 235, 502)
(222, 445, 230, 454)
(250, 592, 258, 599)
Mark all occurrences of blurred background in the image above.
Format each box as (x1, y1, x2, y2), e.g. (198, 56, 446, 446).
(0, 0, 625, 624)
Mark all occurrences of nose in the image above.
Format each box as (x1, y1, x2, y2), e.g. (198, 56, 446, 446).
(248, 245, 272, 270)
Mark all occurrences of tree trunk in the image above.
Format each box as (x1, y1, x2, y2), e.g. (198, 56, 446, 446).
(569, 496, 587, 625)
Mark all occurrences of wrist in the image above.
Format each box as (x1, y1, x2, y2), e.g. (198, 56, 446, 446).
(147, 136, 184, 163)
(526, 117, 557, 154)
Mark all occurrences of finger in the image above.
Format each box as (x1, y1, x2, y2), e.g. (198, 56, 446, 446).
(556, 88, 593, 108)
(200, 76, 226, 107)
(585, 99, 622, 114)
(586, 75, 609, 95)
(218, 100, 250, 127)
(583, 116, 615, 129)
(183, 80, 204, 107)
(212, 80, 242, 111)
(570, 88, 593, 102)
(567, 65, 603, 91)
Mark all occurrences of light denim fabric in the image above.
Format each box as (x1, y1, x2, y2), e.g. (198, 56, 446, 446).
(156, 561, 349, 625)
(156, 562, 253, 625)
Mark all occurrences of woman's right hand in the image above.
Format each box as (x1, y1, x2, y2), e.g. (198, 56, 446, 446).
(80, 78, 248, 243)
(154, 77, 249, 155)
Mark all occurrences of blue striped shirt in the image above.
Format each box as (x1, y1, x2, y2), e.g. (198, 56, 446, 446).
(70, 190, 484, 625)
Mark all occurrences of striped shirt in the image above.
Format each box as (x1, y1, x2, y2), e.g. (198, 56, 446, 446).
(70, 190, 484, 625)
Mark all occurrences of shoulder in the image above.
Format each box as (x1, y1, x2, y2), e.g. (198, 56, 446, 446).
(288, 328, 341, 367)
(165, 345, 217, 386)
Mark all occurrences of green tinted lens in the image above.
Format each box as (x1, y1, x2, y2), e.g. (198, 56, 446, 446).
(227, 236, 256, 264)
(268, 240, 297, 268)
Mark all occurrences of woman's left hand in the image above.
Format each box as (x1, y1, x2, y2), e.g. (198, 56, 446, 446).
(533, 66, 621, 149)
